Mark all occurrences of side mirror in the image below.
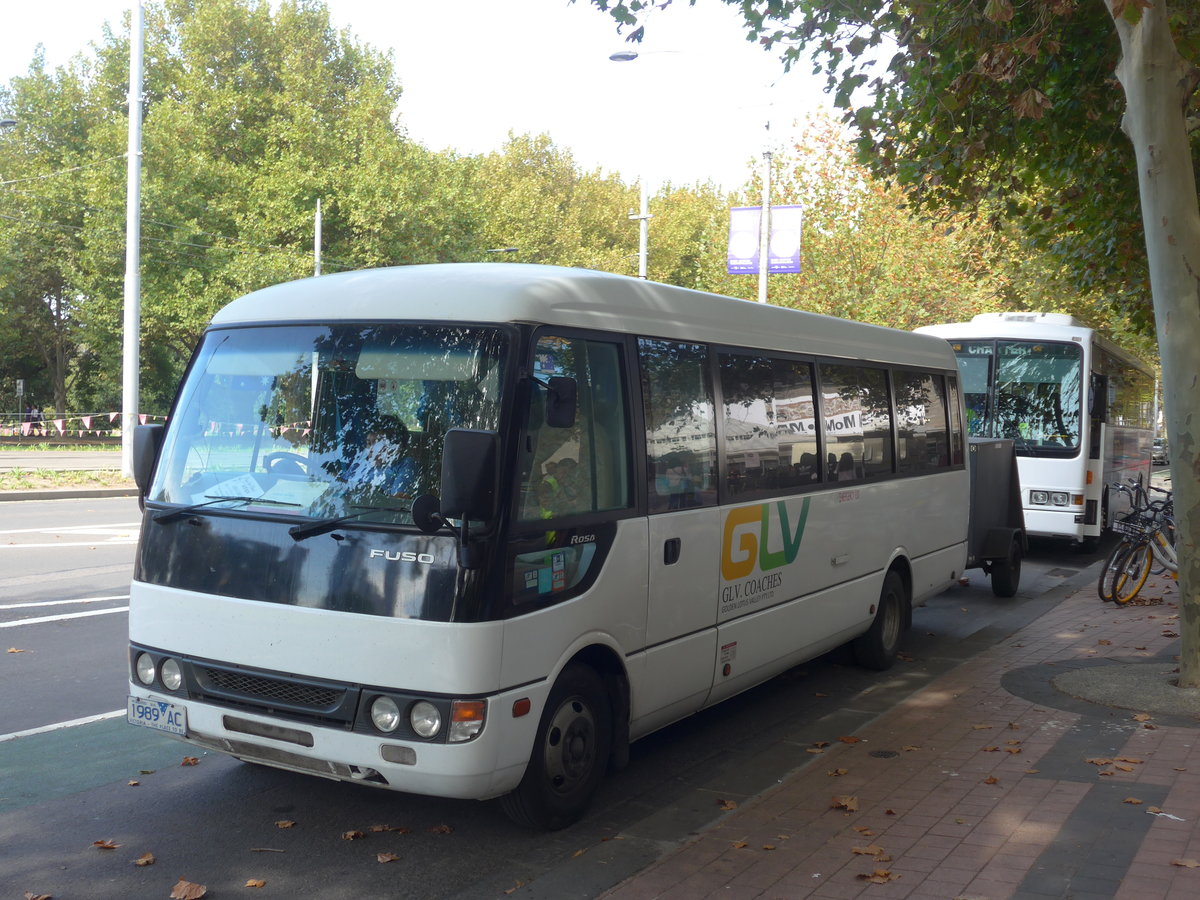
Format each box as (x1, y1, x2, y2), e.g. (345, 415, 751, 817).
(132, 423, 165, 495)
(545, 376, 577, 428)
(440, 428, 499, 524)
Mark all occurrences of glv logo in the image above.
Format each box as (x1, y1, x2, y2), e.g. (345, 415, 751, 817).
(721, 498, 810, 580)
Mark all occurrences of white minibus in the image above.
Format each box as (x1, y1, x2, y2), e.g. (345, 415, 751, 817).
(129, 264, 970, 828)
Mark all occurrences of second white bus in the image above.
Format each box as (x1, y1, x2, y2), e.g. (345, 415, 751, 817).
(917, 312, 1154, 545)
(129, 264, 970, 829)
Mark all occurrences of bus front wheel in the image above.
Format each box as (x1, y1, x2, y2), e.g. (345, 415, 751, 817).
(853, 571, 905, 671)
(500, 663, 612, 831)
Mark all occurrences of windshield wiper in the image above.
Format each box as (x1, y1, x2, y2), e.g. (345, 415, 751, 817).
(288, 505, 410, 542)
(153, 495, 302, 525)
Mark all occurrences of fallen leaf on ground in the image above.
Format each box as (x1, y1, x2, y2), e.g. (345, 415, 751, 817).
(181, 757, 199, 767)
(1124, 798, 1143, 805)
(831, 795, 859, 812)
(805, 748, 825, 754)
(1007, 722, 1021, 730)
(24, 893, 52, 900)
(857, 869, 901, 884)
(1172, 858, 1200, 868)
(132, 852, 155, 867)
(762, 844, 776, 851)
(7, 647, 27, 653)
(903, 745, 921, 752)
(813, 741, 830, 748)
(1098, 639, 1112, 646)
(718, 799, 738, 811)
(1005, 747, 1022, 755)
(1116, 757, 1144, 764)
(885, 809, 897, 816)
(839, 736, 862, 744)
(1006, 740, 1022, 746)
(982, 746, 999, 752)
(852, 845, 886, 856)
(1086, 757, 1114, 766)
(274, 820, 296, 829)
(573, 849, 587, 858)
(853, 825, 875, 835)
(1133, 713, 1152, 722)
(503, 881, 526, 895)
(245, 879, 266, 888)
(92, 840, 120, 850)
(342, 831, 365, 840)
(127, 780, 139, 787)
(731, 840, 749, 849)
(983, 776, 1000, 785)
(429, 824, 453, 835)
(828, 768, 849, 777)
(377, 853, 400, 863)
(169, 879, 207, 900)
(1115, 764, 1134, 772)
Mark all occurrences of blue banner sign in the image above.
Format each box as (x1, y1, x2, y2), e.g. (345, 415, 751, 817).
(726, 204, 803, 275)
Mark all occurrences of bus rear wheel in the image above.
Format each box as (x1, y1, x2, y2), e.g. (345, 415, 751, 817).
(853, 571, 906, 671)
(500, 663, 612, 831)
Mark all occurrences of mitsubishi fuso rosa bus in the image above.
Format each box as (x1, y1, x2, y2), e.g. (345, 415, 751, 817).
(129, 264, 970, 829)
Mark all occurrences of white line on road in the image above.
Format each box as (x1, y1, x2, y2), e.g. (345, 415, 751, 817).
(0, 709, 125, 744)
(0, 539, 137, 548)
(0, 595, 130, 611)
(0, 606, 129, 628)
(0, 523, 141, 535)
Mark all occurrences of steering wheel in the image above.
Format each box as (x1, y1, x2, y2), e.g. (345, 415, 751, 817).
(263, 451, 309, 475)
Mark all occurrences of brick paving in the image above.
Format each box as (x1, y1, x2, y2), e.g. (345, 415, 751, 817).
(601, 570, 1200, 900)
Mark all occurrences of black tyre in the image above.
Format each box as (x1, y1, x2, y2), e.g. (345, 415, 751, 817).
(500, 663, 612, 831)
(853, 571, 906, 671)
(991, 537, 1022, 598)
(1098, 540, 1130, 602)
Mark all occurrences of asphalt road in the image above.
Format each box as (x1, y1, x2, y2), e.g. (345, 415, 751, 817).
(0, 491, 1111, 900)
(0, 449, 123, 471)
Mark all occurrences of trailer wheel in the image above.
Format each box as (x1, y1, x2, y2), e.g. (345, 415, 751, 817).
(853, 571, 905, 671)
(991, 537, 1022, 598)
(500, 663, 612, 831)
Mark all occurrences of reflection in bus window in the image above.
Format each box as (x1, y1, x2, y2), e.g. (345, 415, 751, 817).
(894, 369, 950, 473)
(638, 339, 718, 512)
(719, 352, 819, 497)
(818, 363, 893, 480)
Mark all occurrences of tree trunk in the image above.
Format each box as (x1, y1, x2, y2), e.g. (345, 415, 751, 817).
(1108, 0, 1200, 686)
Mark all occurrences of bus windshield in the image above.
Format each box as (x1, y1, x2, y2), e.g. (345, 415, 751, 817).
(149, 324, 508, 526)
(955, 339, 1082, 453)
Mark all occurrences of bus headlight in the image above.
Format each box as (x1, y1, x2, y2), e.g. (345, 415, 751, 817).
(135, 653, 156, 686)
(1050, 492, 1069, 506)
(160, 658, 183, 691)
(409, 701, 442, 738)
(370, 697, 402, 733)
(1030, 490, 1048, 505)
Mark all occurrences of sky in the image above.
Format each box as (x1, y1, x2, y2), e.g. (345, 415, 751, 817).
(1, 0, 830, 190)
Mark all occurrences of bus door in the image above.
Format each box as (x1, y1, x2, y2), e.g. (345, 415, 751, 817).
(635, 339, 722, 734)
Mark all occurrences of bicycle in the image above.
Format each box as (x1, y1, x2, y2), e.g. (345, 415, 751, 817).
(1098, 477, 1176, 604)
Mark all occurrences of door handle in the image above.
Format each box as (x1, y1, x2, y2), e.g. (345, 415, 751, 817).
(663, 537, 682, 566)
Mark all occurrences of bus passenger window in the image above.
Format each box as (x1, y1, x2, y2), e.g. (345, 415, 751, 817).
(719, 352, 819, 497)
(638, 339, 718, 513)
(518, 335, 632, 521)
(894, 370, 950, 473)
(818, 363, 893, 480)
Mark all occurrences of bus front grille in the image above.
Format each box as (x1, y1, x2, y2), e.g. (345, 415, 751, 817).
(201, 667, 344, 709)
(186, 661, 361, 728)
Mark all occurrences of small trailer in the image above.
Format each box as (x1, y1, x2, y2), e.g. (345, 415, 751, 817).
(966, 438, 1028, 597)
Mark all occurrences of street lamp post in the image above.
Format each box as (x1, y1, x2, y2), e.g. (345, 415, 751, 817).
(121, 0, 144, 476)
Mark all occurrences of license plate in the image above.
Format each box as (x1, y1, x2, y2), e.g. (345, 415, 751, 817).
(127, 696, 187, 736)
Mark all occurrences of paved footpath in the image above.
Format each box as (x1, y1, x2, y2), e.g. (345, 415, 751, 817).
(601, 569, 1200, 900)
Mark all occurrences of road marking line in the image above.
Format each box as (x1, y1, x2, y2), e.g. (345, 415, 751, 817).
(0, 539, 137, 548)
(0, 595, 130, 611)
(0, 522, 141, 535)
(0, 709, 125, 744)
(0, 606, 129, 628)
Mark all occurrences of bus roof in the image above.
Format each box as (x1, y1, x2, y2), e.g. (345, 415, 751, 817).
(210, 263, 957, 370)
(916, 311, 1153, 374)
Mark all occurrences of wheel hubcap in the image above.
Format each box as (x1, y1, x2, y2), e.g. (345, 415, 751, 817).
(544, 698, 595, 794)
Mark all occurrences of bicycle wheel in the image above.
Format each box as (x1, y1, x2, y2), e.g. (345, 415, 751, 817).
(1111, 542, 1153, 605)
(1098, 540, 1133, 602)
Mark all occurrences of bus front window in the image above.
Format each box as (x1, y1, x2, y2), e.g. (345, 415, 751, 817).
(992, 341, 1082, 452)
(150, 324, 508, 526)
